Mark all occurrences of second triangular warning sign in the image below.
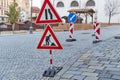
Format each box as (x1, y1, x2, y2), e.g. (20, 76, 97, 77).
(37, 25, 63, 50)
(36, 0, 62, 24)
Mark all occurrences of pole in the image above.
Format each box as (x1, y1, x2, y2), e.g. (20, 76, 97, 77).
(29, 0, 33, 34)
(79, 0, 81, 9)
(93, 12, 101, 43)
(94, 22, 100, 41)
(0, 27, 2, 34)
(50, 50, 53, 69)
(69, 23, 74, 39)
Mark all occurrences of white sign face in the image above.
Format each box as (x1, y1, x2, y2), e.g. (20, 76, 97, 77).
(37, 25, 63, 50)
(41, 4, 57, 21)
(36, 0, 62, 24)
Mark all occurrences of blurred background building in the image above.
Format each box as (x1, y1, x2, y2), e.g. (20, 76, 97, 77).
(0, 0, 30, 23)
(39, 0, 120, 23)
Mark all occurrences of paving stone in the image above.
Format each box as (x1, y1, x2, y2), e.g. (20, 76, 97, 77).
(88, 66, 105, 70)
(81, 54, 91, 57)
(97, 58, 109, 62)
(72, 75, 86, 80)
(105, 68, 120, 71)
(91, 53, 105, 57)
(108, 71, 120, 76)
(109, 59, 119, 62)
(72, 62, 83, 67)
(88, 62, 103, 67)
(78, 57, 90, 61)
(117, 65, 120, 68)
(98, 73, 112, 78)
(89, 61, 100, 64)
(65, 71, 81, 75)
(112, 75, 120, 80)
(100, 61, 110, 64)
(69, 67, 79, 71)
(110, 61, 120, 64)
(84, 76, 98, 80)
(98, 78, 113, 80)
(103, 64, 116, 68)
(60, 79, 72, 80)
(94, 69, 108, 74)
(81, 72, 98, 77)
(61, 74, 73, 79)
(78, 68, 95, 73)
(78, 64, 89, 68)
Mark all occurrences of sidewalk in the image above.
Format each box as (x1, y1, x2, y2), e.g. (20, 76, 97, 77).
(53, 37, 120, 80)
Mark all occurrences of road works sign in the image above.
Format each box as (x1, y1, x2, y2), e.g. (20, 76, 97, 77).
(36, 0, 62, 24)
(37, 25, 63, 50)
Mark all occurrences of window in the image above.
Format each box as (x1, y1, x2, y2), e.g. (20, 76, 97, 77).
(0, 17, 2, 21)
(70, 1, 79, 7)
(86, 0, 95, 6)
(1, 10, 3, 15)
(57, 1, 64, 7)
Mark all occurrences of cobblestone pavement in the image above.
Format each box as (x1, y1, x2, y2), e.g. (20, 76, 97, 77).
(53, 38, 120, 80)
(0, 25, 120, 80)
(0, 31, 92, 80)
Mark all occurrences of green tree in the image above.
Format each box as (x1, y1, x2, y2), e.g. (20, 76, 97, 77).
(5, 0, 19, 33)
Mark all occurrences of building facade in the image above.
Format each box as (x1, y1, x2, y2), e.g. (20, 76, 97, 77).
(40, 0, 120, 23)
(0, 0, 30, 23)
(18, 0, 30, 22)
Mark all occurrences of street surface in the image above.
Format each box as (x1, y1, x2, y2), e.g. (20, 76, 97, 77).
(0, 25, 120, 80)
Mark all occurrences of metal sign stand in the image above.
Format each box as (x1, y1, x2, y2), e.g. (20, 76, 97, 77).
(36, 0, 63, 77)
(42, 50, 63, 77)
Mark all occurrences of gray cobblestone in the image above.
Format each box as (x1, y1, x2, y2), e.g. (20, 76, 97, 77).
(81, 72, 98, 77)
(88, 66, 105, 70)
(98, 73, 112, 78)
(108, 71, 120, 76)
(69, 67, 79, 71)
(112, 75, 120, 80)
(71, 62, 82, 67)
(105, 67, 120, 71)
(61, 74, 73, 79)
(60, 79, 72, 80)
(78, 64, 89, 68)
(78, 68, 95, 73)
(72, 75, 86, 80)
(84, 76, 98, 80)
(103, 64, 117, 68)
(99, 61, 110, 64)
(117, 64, 120, 68)
(94, 70, 108, 74)
(98, 78, 114, 80)
(65, 71, 81, 75)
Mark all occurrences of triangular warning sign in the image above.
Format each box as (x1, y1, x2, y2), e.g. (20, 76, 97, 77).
(37, 25, 63, 50)
(36, 0, 62, 24)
